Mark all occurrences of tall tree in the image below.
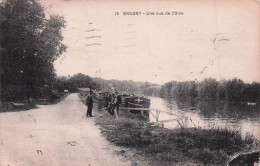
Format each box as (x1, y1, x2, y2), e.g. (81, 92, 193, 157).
(0, 0, 66, 100)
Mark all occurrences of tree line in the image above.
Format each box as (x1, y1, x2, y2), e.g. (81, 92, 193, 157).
(54, 76, 260, 102)
(54, 73, 97, 93)
(154, 78, 260, 102)
(54, 75, 158, 95)
(93, 78, 158, 94)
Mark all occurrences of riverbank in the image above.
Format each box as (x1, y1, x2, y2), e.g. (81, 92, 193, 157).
(94, 108, 259, 166)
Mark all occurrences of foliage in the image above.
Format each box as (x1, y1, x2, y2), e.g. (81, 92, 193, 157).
(197, 78, 218, 100)
(0, 0, 66, 101)
(53, 76, 70, 92)
(95, 109, 259, 166)
(53, 74, 161, 95)
(53, 73, 97, 92)
(159, 81, 198, 99)
(93, 78, 160, 95)
(69, 73, 97, 90)
(159, 78, 260, 102)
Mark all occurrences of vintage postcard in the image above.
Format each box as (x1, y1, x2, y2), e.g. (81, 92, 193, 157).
(0, 0, 259, 165)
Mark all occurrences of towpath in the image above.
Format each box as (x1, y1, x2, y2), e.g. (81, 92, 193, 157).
(0, 93, 131, 166)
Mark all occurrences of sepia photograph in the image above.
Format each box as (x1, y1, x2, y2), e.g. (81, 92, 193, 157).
(0, 0, 259, 165)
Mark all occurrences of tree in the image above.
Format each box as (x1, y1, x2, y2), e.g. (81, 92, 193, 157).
(53, 76, 69, 92)
(68, 73, 94, 91)
(224, 78, 244, 101)
(197, 78, 218, 100)
(0, 0, 66, 100)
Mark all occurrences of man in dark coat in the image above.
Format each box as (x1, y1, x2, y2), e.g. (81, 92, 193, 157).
(108, 93, 115, 115)
(86, 90, 94, 117)
(104, 92, 110, 109)
(113, 92, 121, 116)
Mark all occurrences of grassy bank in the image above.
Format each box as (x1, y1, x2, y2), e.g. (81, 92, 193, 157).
(34, 92, 69, 105)
(0, 102, 37, 113)
(0, 92, 69, 113)
(94, 109, 259, 166)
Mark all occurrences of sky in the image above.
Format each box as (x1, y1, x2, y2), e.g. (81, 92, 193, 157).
(39, 0, 259, 84)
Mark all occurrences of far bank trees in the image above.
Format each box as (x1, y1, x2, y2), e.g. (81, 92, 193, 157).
(158, 78, 260, 102)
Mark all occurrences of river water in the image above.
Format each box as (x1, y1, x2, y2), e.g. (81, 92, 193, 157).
(149, 97, 260, 165)
(148, 97, 260, 140)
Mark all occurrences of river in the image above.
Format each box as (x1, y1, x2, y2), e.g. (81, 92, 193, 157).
(148, 97, 260, 140)
(148, 97, 260, 165)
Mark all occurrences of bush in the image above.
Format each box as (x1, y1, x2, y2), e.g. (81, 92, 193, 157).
(1, 85, 26, 101)
(1, 84, 52, 101)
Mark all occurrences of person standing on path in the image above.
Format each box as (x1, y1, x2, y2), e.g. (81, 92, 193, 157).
(86, 90, 94, 117)
(111, 92, 121, 118)
(114, 92, 121, 116)
(108, 93, 115, 115)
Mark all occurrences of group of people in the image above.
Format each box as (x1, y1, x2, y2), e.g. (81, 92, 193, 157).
(85, 90, 122, 118)
(104, 91, 121, 116)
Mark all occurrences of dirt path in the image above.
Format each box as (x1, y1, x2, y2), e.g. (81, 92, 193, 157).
(0, 93, 131, 166)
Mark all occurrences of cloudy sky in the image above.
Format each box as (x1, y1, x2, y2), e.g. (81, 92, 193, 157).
(40, 0, 259, 84)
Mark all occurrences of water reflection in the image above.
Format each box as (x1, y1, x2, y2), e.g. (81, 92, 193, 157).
(149, 97, 260, 140)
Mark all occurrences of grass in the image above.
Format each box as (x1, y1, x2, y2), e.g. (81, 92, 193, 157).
(94, 107, 259, 166)
(34, 92, 69, 105)
(0, 102, 37, 112)
(0, 92, 68, 113)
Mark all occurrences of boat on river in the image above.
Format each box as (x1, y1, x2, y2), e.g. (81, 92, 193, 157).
(121, 95, 150, 117)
